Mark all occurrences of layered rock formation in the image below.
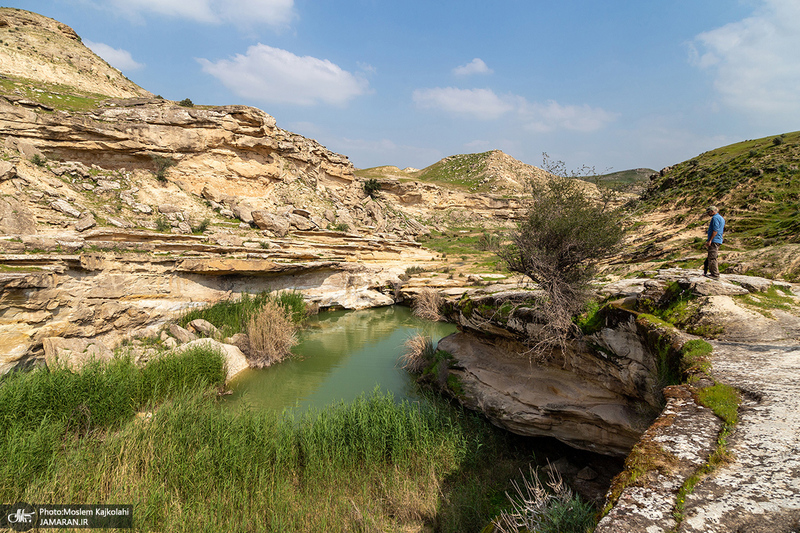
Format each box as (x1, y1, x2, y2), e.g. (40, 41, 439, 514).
(435, 270, 800, 457)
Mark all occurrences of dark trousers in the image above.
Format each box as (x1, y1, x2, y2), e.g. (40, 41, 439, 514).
(705, 243, 720, 277)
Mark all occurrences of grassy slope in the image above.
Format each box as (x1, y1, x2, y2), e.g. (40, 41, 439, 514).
(638, 131, 800, 247)
(587, 168, 656, 191)
(357, 152, 496, 193)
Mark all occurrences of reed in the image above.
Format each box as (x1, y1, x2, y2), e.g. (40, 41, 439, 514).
(1, 349, 579, 532)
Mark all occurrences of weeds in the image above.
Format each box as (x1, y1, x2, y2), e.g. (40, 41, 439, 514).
(492, 466, 597, 533)
(246, 300, 298, 367)
(400, 334, 435, 373)
(413, 289, 444, 321)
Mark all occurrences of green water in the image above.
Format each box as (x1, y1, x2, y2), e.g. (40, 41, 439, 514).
(226, 305, 457, 412)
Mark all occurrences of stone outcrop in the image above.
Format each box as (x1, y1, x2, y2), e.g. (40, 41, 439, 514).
(437, 269, 800, 460)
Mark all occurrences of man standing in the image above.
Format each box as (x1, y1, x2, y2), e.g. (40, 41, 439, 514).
(704, 206, 725, 279)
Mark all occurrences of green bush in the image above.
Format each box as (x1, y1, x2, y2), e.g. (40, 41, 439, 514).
(363, 178, 382, 198)
(178, 98, 194, 107)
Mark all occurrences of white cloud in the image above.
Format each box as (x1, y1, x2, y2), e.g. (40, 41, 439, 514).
(412, 87, 616, 131)
(84, 40, 144, 71)
(521, 100, 618, 133)
(690, 0, 800, 115)
(453, 58, 492, 76)
(106, 0, 295, 28)
(198, 44, 369, 106)
(413, 87, 516, 120)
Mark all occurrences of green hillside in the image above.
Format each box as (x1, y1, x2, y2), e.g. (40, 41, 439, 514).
(639, 131, 800, 246)
(587, 168, 655, 191)
(412, 151, 493, 191)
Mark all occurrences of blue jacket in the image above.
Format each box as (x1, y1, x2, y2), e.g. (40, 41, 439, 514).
(708, 213, 725, 244)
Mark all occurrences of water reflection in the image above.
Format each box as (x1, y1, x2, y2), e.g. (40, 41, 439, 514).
(226, 306, 457, 412)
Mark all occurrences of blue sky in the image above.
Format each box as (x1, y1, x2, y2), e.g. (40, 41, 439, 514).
(8, 0, 800, 173)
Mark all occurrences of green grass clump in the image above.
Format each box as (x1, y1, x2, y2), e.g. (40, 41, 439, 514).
(680, 339, 714, 376)
(696, 383, 740, 425)
(178, 290, 307, 337)
(0, 347, 226, 491)
(3, 369, 544, 533)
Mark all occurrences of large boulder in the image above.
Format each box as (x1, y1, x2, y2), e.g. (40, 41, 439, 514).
(173, 338, 248, 383)
(252, 210, 290, 237)
(438, 332, 653, 456)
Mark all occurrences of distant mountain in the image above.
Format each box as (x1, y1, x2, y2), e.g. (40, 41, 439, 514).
(585, 168, 656, 192)
(357, 150, 554, 194)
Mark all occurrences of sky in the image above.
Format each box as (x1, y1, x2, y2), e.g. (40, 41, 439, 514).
(7, 0, 800, 173)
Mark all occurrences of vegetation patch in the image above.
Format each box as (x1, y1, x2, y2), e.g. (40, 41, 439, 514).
(637, 130, 800, 248)
(734, 285, 797, 318)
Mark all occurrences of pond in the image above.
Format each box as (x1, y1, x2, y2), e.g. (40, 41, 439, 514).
(225, 305, 458, 412)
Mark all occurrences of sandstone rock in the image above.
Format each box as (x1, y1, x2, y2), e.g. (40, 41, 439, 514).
(0, 196, 37, 235)
(169, 323, 197, 344)
(214, 233, 244, 247)
(106, 216, 133, 228)
(158, 204, 182, 215)
(75, 214, 96, 232)
(226, 333, 251, 358)
(252, 210, 290, 237)
(50, 199, 82, 218)
(288, 213, 316, 231)
(438, 331, 655, 456)
(231, 201, 255, 224)
(201, 184, 225, 204)
(43, 336, 113, 371)
(0, 161, 15, 181)
(173, 338, 248, 382)
(188, 319, 218, 337)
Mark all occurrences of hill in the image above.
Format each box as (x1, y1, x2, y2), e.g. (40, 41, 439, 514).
(586, 168, 655, 192)
(0, 7, 151, 101)
(357, 150, 554, 194)
(621, 131, 800, 280)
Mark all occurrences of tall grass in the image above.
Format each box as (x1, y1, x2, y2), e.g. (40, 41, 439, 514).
(1, 344, 551, 532)
(178, 291, 307, 338)
(0, 346, 226, 494)
(247, 300, 298, 367)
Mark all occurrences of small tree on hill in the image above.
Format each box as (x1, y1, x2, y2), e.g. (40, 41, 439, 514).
(498, 156, 625, 356)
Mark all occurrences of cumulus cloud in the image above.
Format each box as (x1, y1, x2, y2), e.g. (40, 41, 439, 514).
(198, 44, 369, 106)
(106, 0, 295, 28)
(413, 87, 616, 131)
(453, 58, 492, 76)
(84, 40, 144, 71)
(413, 87, 516, 120)
(689, 0, 800, 115)
(521, 100, 618, 133)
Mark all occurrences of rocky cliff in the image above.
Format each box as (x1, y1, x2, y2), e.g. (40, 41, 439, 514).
(434, 270, 800, 458)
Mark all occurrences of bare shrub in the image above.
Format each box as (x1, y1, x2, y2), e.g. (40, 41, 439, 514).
(246, 300, 297, 368)
(498, 166, 625, 358)
(493, 465, 596, 533)
(413, 289, 443, 321)
(399, 334, 434, 374)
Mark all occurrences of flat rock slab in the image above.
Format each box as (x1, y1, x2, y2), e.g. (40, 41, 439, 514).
(679, 341, 800, 533)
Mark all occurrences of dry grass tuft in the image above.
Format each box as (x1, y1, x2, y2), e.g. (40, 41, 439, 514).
(246, 300, 298, 368)
(413, 289, 443, 321)
(400, 334, 435, 374)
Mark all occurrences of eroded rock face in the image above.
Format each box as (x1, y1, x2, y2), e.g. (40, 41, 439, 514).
(439, 332, 653, 456)
(0, 98, 355, 199)
(439, 269, 800, 458)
